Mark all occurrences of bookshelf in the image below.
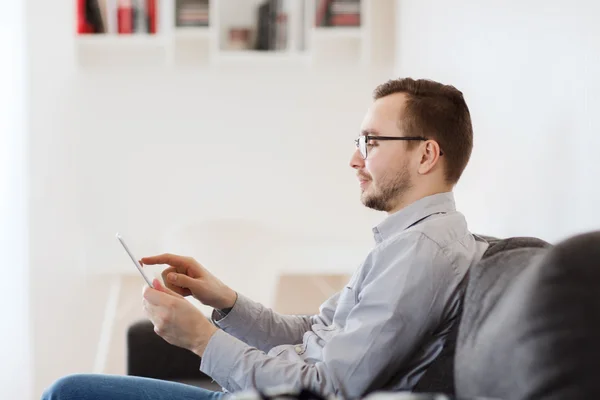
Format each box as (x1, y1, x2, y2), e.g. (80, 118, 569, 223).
(173, 26, 211, 39)
(75, 0, 375, 67)
(312, 27, 363, 39)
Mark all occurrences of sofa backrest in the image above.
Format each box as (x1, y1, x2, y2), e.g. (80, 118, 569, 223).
(455, 231, 600, 399)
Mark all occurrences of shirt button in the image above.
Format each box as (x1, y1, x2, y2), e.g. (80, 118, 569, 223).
(295, 346, 303, 354)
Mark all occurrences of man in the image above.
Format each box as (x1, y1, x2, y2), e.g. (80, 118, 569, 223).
(42, 78, 488, 400)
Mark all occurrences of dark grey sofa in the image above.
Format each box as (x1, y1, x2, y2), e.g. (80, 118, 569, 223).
(127, 231, 600, 399)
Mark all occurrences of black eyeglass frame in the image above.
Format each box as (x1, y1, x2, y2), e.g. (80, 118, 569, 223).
(354, 135, 443, 159)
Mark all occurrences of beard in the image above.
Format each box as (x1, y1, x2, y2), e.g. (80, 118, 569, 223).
(361, 163, 413, 212)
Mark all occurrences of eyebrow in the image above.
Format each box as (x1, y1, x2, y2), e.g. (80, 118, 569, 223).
(361, 129, 381, 136)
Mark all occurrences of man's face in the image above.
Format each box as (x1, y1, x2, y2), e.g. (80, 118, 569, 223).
(350, 93, 416, 213)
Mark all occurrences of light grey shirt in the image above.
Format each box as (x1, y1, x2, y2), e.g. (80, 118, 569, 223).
(200, 192, 488, 399)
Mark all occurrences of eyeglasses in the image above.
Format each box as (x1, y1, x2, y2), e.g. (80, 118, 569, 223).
(354, 135, 441, 159)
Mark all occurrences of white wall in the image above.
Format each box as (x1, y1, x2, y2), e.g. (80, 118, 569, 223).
(31, 1, 600, 397)
(0, 2, 31, 398)
(396, 0, 600, 243)
(28, 1, 395, 398)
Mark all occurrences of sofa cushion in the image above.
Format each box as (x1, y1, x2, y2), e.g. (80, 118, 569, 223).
(414, 236, 550, 395)
(455, 231, 600, 400)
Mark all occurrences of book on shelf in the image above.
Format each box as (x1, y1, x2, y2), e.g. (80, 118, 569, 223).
(254, 0, 289, 51)
(175, 0, 209, 27)
(315, 0, 361, 28)
(77, 0, 158, 35)
(77, 0, 104, 33)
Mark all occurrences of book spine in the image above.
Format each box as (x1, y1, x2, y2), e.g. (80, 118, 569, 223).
(97, 0, 108, 32)
(86, 0, 105, 33)
(133, 0, 148, 33)
(105, 0, 118, 33)
(329, 14, 360, 26)
(315, 0, 332, 27)
(276, 2, 288, 51)
(255, 3, 269, 50)
(330, 3, 361, 14)
(147, 0, 157, 34)
(77, 0, 94, 33)
(270, 0, 280, 50)
(117, 0, 134, 34)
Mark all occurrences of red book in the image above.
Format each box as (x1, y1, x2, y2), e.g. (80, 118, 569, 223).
(77, 0, 94, 34)
(329, 14, 360, 26)
(118, 0, 134, 34)
(147, 0, 157, 34)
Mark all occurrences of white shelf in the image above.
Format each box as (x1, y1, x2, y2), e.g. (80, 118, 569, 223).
(173, 27, 211, 39)
(312, 27, 364, 39)
(213, 50, 310, 64)
(76, 34, 165, 46)
(75, 34, 168, 68)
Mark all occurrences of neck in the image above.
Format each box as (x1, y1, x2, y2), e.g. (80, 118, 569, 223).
(387, 184, 453, 215)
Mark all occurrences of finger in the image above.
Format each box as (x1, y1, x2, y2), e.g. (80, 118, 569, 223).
(142, 297, 158, 317)
(142, 297, 158, 321)
(153, 279, 185, 299)
(141, 253, 192, 268)
(143, 283, 176, 305)
(165, 272, 199, 291)
(160, 267, 189, 296)
(143, 306, 165, 335)
(161, 266, 176, 281)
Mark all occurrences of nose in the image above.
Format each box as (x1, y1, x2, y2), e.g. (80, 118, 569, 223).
(349, 148, 365, 170)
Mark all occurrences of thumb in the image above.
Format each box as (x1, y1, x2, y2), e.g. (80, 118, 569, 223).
(153, 278, 184, 299)
(166, 272, 199, 290)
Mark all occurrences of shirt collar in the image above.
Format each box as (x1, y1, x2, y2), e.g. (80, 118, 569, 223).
(372, 192, 457, 243)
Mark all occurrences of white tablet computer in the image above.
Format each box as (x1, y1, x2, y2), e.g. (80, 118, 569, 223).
(116, 232, 154, 288)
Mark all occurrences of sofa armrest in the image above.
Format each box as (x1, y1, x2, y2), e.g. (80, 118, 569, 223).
(127, 319, 212, 381)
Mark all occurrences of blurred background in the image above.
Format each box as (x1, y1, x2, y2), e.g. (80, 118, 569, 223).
(2, 0, 600, 398)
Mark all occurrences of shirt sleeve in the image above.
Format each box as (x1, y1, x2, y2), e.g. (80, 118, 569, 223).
(211, 290, 339, 353)
(200, 233, 462, 399)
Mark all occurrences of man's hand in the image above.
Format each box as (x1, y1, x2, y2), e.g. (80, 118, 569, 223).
(143, 279, 218, 356)
(141, 253, 237, 310)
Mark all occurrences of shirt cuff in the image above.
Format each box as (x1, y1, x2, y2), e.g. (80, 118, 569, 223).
(210, 293, 263, 338)
(212, 292, 238, 321)
(200, 329, 249, 391)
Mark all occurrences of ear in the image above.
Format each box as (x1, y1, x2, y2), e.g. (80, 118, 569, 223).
(417, 140, 442, 175)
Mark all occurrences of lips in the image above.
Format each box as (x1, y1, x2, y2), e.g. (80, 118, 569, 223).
(357, 173, 371, 184)
(358, 175, 371, 189)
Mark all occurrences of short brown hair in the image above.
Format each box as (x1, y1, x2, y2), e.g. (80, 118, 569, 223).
(373, 77, 473, 184)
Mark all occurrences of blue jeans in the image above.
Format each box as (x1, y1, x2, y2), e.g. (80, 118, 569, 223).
(42, 374, 227, 400)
